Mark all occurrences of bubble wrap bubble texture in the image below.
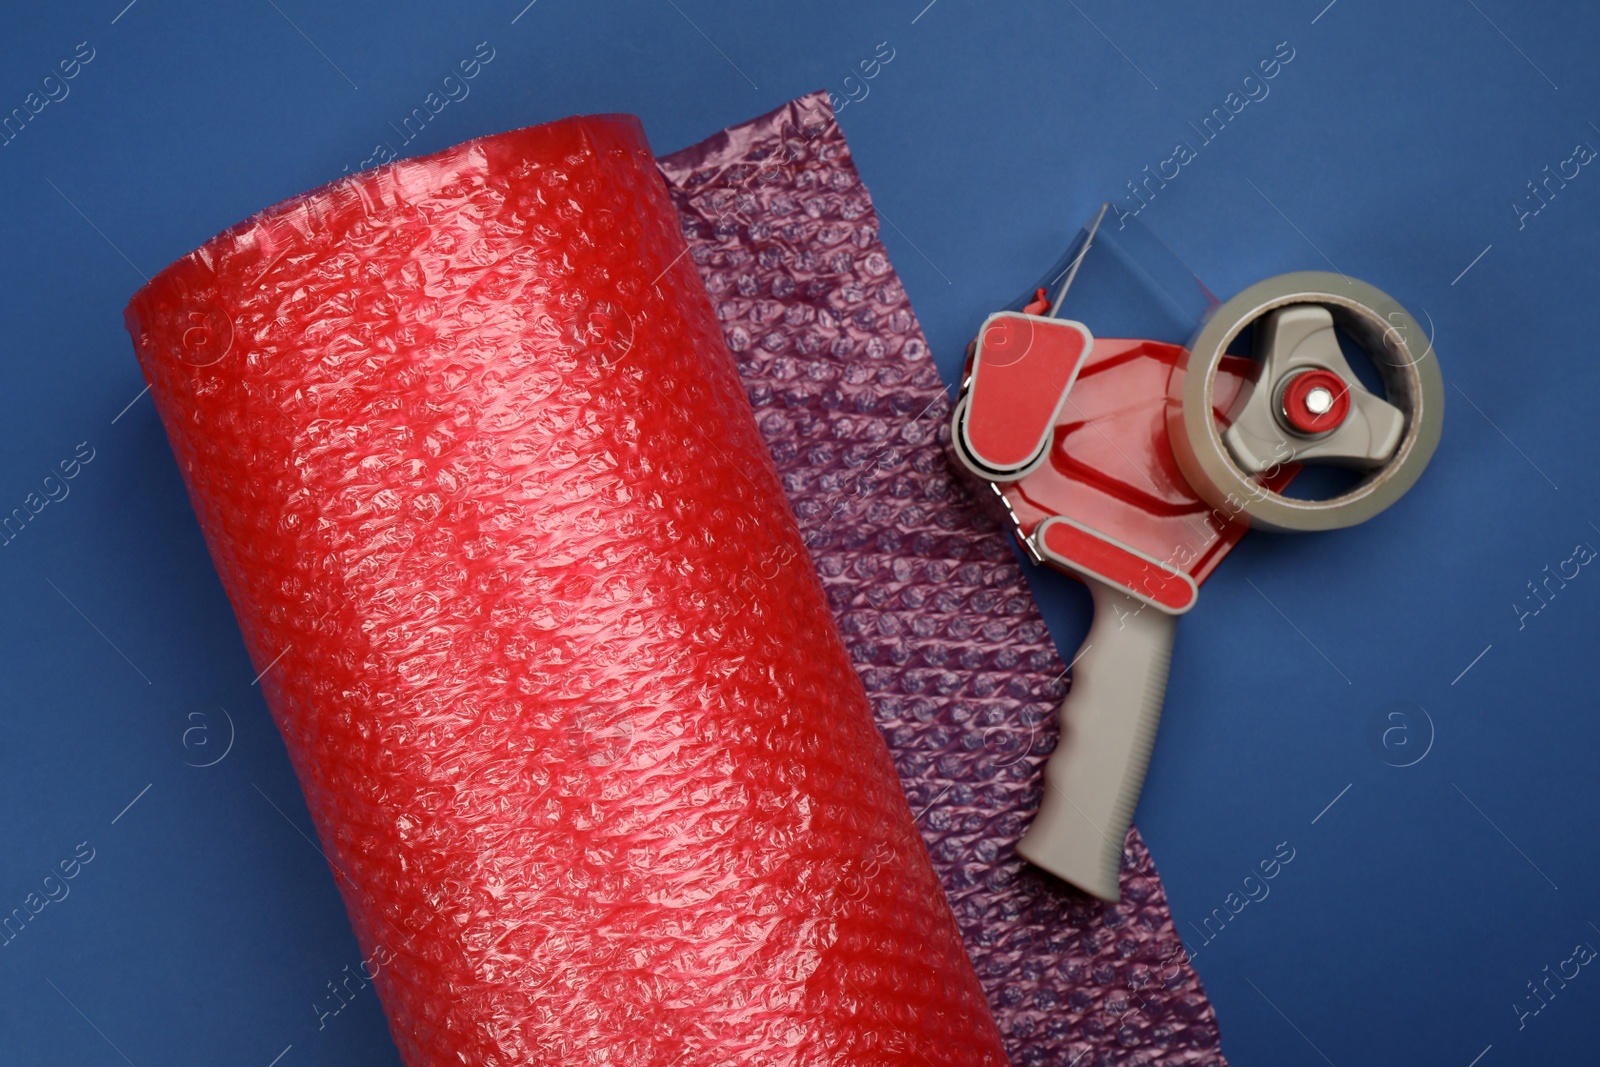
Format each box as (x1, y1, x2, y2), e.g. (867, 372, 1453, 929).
(658, 95, 1227, 1067)
(124, 115, 1009, 1067)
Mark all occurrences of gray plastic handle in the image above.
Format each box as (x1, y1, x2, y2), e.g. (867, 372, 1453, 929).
(1016, 579, 1176, 902)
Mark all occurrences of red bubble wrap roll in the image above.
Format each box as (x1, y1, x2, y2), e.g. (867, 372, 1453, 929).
(124, 116, 1009, 1066)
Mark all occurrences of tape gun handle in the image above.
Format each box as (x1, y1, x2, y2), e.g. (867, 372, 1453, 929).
(1016, 579, 1175, 903)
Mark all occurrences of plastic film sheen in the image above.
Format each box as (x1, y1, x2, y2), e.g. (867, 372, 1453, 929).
(125, 115, 1009, 1067)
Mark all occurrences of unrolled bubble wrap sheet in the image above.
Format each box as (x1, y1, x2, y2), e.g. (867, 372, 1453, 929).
(659, 95, 1227, 1067)
(124, 113, 1010, 1067)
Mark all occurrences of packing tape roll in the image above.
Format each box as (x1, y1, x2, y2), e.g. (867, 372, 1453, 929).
(1170, 271, 1445, 533)
(124, 115, 1007, 1067)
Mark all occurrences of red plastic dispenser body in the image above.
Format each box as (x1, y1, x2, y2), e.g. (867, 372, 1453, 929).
(125, 116, 1007, 1067)
(998, 338, 1291, 588)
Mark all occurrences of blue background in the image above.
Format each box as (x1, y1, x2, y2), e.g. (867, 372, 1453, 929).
(1, 2, 1594, 1064)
